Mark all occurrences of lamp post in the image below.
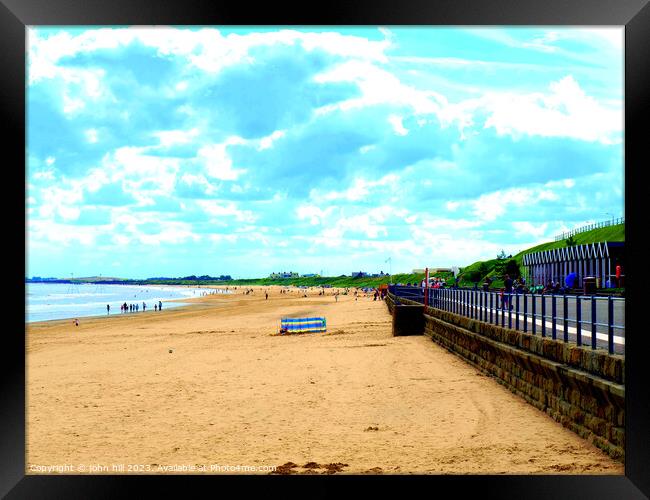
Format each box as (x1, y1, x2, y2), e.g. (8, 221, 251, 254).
(385, 257, 392, 284)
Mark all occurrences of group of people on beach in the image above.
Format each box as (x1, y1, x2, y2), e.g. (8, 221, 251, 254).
(112, 301, 163, 314)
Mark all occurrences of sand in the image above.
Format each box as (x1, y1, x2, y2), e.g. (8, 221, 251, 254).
(26, 285, 623, 475)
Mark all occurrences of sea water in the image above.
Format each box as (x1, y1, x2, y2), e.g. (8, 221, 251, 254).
(25, 282, 231, 323)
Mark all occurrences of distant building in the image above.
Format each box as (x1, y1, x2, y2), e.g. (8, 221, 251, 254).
(269, 271, 299, 279)
(301, 273, 319, 278)
(351, 271, 368, 278)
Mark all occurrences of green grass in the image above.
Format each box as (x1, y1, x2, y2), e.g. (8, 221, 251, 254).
(454, 223, 625, 289)
(514, 224, 624, 259)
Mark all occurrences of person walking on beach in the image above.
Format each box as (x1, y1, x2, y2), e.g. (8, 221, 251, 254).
(107, 304, 110, 315)
(154, 304, 158, 311)
(142, 302, 146, 312)
(136, 304, 139, 312)
(265, 292, 268, 300)
(159, 301, 162, 311)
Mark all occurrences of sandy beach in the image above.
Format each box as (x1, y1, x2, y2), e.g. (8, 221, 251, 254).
(26, 286, 623, 475)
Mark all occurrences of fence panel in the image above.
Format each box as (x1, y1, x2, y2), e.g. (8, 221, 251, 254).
(391, 286, 624, 355)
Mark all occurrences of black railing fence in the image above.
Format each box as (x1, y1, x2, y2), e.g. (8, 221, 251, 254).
(554, 217, 624, 242)
(389, 285, 625, 355)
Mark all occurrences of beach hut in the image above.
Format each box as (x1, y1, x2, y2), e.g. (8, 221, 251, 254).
(522, 241, 624, 288)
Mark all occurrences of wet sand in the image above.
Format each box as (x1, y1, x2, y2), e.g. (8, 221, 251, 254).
(26, 286, 623, 474)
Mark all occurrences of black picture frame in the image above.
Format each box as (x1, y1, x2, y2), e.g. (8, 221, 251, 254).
(4, 1, 649, 498)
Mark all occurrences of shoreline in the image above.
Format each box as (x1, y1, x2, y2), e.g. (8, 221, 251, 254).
(25, 283, 235, 325)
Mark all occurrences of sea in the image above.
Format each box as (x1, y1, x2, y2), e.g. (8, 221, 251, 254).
(25, 282, 231, 323)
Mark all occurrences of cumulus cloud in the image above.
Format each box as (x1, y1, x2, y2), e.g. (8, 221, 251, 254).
(26, 26, 623, 278)
(198, 138, 248, 181)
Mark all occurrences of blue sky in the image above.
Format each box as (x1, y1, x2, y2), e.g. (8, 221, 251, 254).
(26, 26, 624, 279)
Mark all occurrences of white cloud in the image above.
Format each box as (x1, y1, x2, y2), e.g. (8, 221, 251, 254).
(28, 27, 391, 83)
(460, 76, 622, 144)
(296, 205, 336, 225)
(28, 219, 100, 246)
(198, 137, 247, 181)
(85, 129, 98, 143)
(111, 146, 180, 197)
(388, 114, 409, 136)
(180, 173, 216, 195)
(522, 31, 562, 53)
(153, 128, 200, 147)
(197, 199, 256, 223)
(313, 60, 443, 116)
(471, 186, 559, 222)
(137, 222, 200, 245)
(210, 233, 239, 243)
(258, 130, 286, 150)
(318, 205, 402, 240)
(37, 185, 83, 220)
(310, 173, 399, 203)
(512, 221, 548, 238)
(33, 170, 55, 181)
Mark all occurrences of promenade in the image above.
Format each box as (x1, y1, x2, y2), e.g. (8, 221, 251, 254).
(395, 286, 625, 354)
(26, 287, 623, 474)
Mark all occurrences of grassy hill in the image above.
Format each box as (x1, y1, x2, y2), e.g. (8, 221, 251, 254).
(455, 223, 625, 289)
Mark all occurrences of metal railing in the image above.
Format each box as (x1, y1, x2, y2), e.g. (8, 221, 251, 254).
(389, 285, 625, 355)
(554, 217, 624, 241)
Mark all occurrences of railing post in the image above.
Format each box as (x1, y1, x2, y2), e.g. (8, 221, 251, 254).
(591, 295, 597, 350)
(479, 292, 487, 321)
(501, 291, 507, 328)
(532, 292, 536, 335)
(473, 290, 477, 319)
(551, 294, 557, 340)
(508, 293, 512, 329)
(489, 292, 493, 324)
(523, 292, 527, 333)
(541, 292, 546, 337)
(608, 296, 614, 354)
(576, 296, 582, 346)
(515, 292, 520, 330)
(563, 294, 568, 342)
